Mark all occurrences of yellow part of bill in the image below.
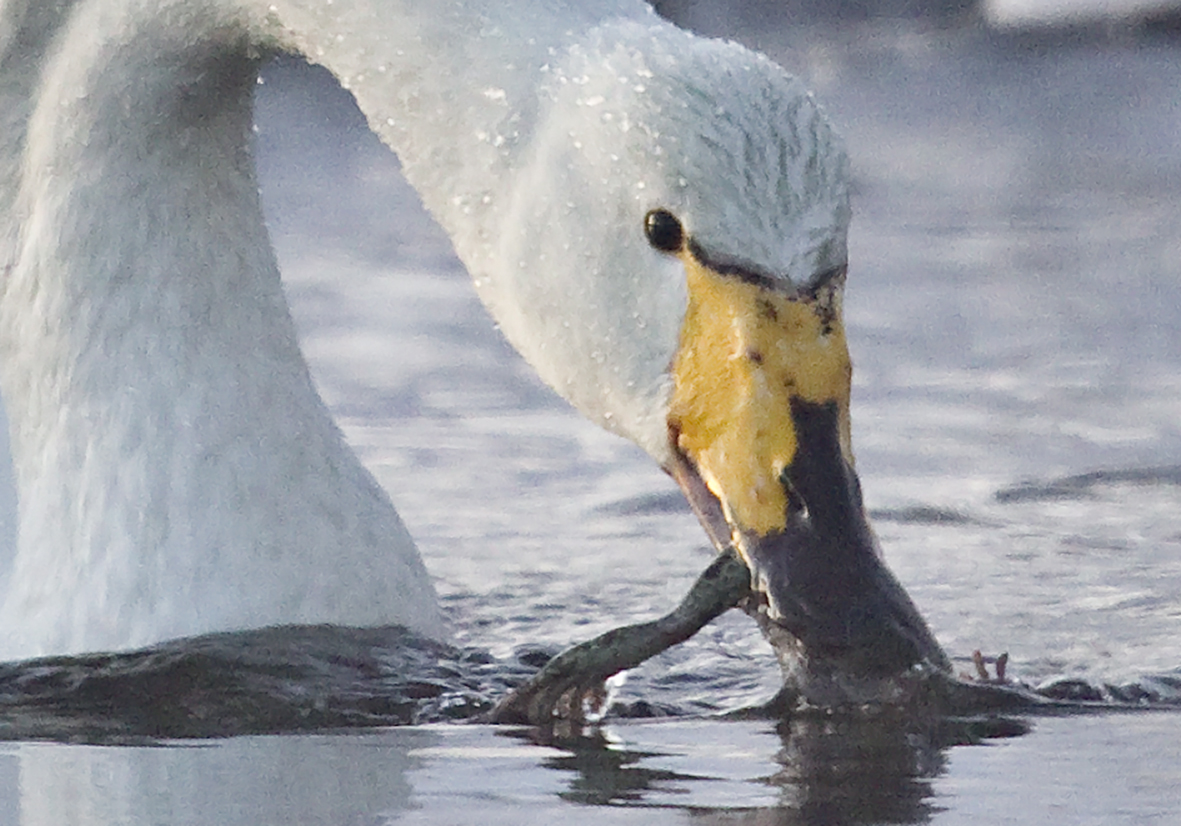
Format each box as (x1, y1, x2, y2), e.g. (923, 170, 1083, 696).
(669, 252, 853, 538)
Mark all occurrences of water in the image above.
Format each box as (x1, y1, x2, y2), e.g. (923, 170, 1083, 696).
(1, 16, 1181, 824)
(0, 715, 1179, 823)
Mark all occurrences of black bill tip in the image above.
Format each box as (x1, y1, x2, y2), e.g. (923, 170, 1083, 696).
(740, 399, 949, 702)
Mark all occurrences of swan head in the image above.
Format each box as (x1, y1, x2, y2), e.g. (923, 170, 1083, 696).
(477, 22, 849, 459)
(445, 20, 947, 699)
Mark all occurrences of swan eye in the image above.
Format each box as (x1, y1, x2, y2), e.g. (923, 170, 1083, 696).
(644, 209, 684, 253)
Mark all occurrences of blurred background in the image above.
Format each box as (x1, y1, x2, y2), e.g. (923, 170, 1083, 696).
(653, 0, 1181, 31)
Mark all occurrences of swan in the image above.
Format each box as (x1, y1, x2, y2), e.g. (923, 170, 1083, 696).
(0, 0, 946, 701)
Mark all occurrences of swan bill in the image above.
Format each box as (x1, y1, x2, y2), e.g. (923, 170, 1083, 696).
(668, 250, 949, 699)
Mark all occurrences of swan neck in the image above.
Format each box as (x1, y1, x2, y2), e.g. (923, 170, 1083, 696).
(0, 0, 444, 657)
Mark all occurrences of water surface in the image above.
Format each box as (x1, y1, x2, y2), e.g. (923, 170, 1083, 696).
(2, 714, 1180, 824)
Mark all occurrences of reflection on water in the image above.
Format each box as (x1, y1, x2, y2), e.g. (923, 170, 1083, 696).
(532, 713, 1021, 818)
(2, 714, 1177, 825)
(0, 731, 427, 826)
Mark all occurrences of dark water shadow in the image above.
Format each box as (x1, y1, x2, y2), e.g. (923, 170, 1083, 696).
(995, 465, 1181, 503)
(0, 623, 1177, 747)
(0, 624, 528, 743)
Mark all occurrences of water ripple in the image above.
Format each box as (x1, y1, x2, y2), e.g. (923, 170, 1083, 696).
(0, 624, 1177, 745)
